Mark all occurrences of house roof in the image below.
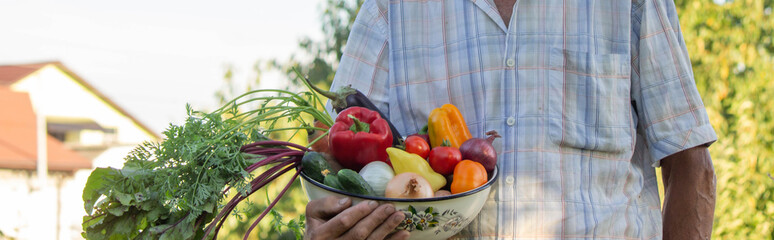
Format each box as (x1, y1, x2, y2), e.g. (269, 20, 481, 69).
(0, 87, 92, 171)
(0, 61, 160, 139)
(0, 63, 48, 85)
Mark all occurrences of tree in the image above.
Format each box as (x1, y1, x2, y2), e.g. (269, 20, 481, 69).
(267, 0, 365, 88)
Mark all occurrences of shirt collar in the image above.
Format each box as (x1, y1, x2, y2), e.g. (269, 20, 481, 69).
(469, 0, 508, 32)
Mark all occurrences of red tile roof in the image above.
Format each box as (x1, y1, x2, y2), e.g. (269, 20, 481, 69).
(46, 134, 93, 171)
(0, 63, 48, 85)
(0, 61, 160, 139)
(0, 85, 92, 171)
(0, 87, 37, 163)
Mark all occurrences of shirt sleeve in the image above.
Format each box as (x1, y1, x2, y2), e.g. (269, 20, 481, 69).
(327, 0, 390, 119)
(630, 0, 717, 167)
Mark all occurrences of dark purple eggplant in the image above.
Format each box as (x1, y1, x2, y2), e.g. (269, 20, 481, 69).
(301, 74, 404, 146)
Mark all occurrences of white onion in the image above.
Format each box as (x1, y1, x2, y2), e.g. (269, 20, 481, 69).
(358, 161, 394, 197)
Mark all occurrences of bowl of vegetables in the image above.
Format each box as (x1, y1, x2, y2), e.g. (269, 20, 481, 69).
(79, 72, 500, 240)
(299, 103, 501, 240)
(299, 159, 497, 240)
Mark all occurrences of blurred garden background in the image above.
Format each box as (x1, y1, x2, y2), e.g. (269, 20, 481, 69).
(0, 0, 771, 239)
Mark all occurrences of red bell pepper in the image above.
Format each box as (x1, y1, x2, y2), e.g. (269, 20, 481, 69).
(329, 107, 393, 171)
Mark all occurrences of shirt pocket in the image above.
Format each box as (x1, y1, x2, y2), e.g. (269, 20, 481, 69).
(546, 48, 634, 153)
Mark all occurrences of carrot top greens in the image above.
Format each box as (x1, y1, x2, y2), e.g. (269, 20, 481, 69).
(82, 78, 333, 240)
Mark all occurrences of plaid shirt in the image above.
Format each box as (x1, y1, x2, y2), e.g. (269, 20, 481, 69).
(329, 0, 717, 239)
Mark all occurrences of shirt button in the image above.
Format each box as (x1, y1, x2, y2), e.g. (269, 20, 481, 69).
(506, 116, 515, 126)
(505, 176, 514, 184)
(506, 58, 515, 67)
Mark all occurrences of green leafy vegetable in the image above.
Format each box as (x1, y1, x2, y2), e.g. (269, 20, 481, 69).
(82, 106, 262, 239)
(82, 78, 333, 240)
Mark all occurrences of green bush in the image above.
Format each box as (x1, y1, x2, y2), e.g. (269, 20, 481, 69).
(674, 0, 774, 238)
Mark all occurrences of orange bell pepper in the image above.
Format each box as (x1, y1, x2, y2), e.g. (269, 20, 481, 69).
(427, 104, 472, 148)
(450, 160, 488, 194)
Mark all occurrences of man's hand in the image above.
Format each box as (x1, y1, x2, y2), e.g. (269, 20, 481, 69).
(661, 146, 716, 239)
(305, 196, 409, 240)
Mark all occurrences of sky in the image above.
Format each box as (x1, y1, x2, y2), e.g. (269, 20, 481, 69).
(0, 0, 324, 134)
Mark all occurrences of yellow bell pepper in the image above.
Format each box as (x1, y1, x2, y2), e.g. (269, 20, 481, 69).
(427, 104, 472, 148)
(386, 147, 446, 191)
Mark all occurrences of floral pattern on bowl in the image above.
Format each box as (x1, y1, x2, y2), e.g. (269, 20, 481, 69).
(397, 205, 470, 235)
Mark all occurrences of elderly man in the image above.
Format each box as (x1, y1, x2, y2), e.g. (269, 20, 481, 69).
(305, 0, 717, 239)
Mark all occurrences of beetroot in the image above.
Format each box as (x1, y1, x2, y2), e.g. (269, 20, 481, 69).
(459, 131, 500, 172)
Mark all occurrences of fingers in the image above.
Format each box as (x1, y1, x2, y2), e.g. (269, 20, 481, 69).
(306, 198, 411, 240)
(306, 197, 352, 240)
(306, 196, 351, 220)
(385, 230, 410, 240)
(341, 203, 399, 239)
(318, 200, 380, 237)
(365, 211, 406, 240)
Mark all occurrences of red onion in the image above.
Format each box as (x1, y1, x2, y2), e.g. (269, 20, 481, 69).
(459, 130, 500, 172)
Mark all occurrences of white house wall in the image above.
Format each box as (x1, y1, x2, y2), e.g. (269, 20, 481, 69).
(1, 64, 159, 239)
(11, 65, 157, 145)
(0, 170, 88, 240)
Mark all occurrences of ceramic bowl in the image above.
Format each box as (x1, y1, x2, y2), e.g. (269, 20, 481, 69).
(299, 166, 498, 240)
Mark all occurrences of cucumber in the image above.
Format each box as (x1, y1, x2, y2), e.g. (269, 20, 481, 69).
(323, 174, 343, 190)
(302, 151, 333, 183)
(337, 169, 375, 196)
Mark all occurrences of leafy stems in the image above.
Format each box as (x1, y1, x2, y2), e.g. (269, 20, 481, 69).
(82, 73, 333, 240)
(243, 170, 300, 240)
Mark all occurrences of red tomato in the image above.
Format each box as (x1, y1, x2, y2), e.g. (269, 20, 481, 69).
(404, 135, 431, 159)
(407, 133, 430, 145)
(428, 146, 462, 175)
